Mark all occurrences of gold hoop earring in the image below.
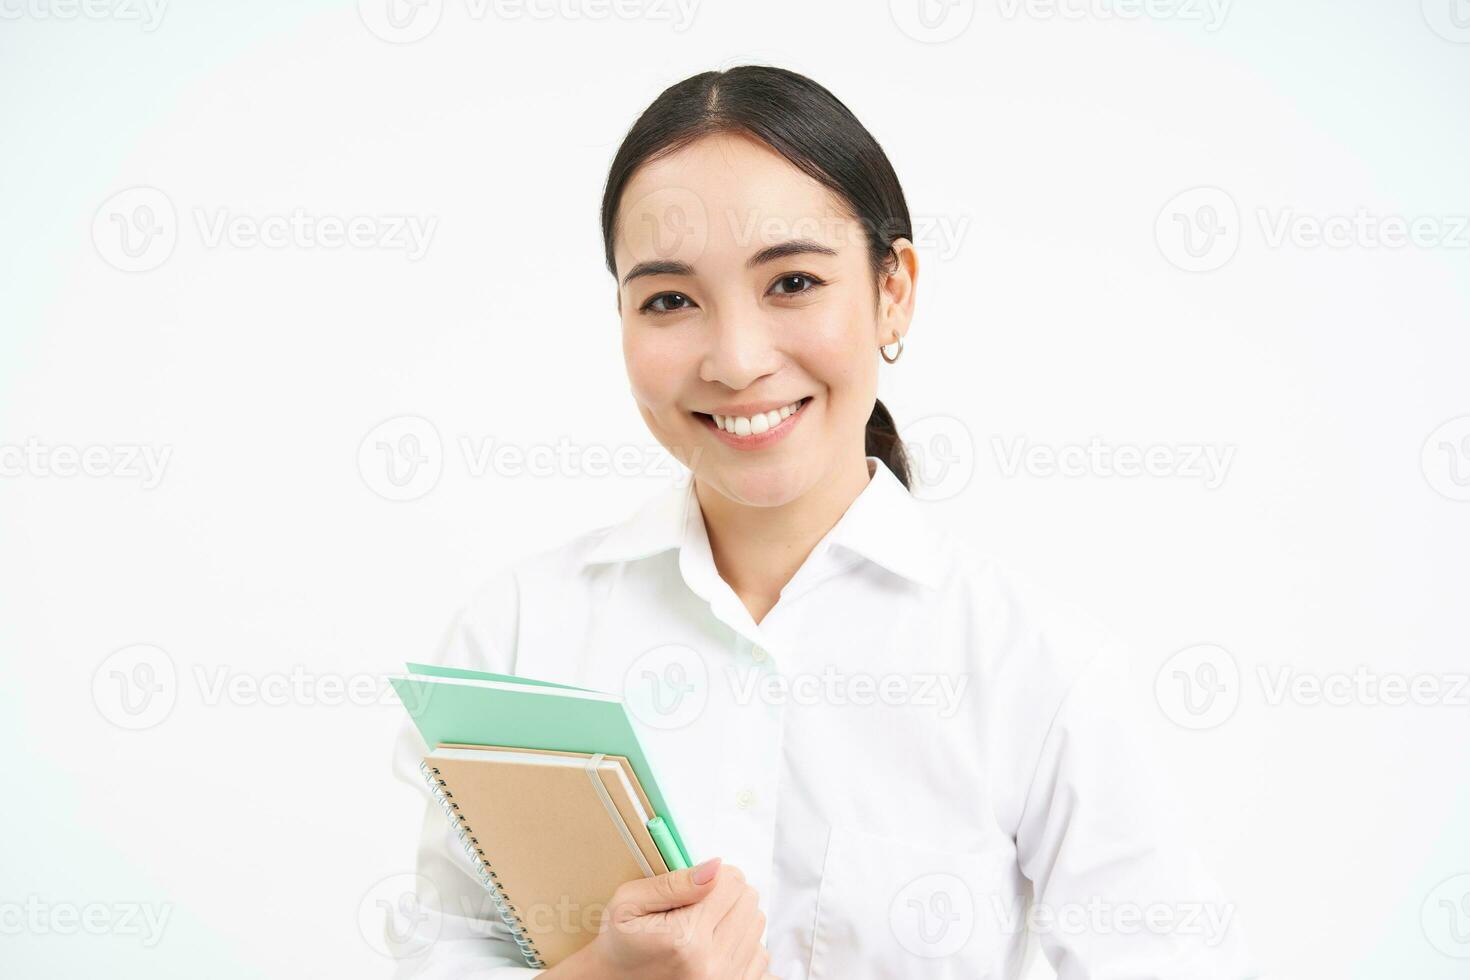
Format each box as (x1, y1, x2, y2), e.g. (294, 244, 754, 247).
(880, 336, 904, 364)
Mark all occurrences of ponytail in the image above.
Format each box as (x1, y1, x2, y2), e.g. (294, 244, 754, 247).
(865, 398, 912, 491)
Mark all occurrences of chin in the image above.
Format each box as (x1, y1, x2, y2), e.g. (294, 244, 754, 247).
(700, 458, 810, 509)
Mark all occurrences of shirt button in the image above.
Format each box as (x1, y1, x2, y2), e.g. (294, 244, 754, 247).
(735, 788, 757, 810)
(751, 646, 768, 664)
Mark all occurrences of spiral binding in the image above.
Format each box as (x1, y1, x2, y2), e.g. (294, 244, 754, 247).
(420, 759, 546, 969)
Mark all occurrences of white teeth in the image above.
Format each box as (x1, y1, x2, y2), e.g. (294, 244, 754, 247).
(709, 399, 806, 437)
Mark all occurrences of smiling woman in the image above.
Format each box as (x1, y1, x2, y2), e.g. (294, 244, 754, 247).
(394, 65, 1260, 980)
(602, 69, 917, 522)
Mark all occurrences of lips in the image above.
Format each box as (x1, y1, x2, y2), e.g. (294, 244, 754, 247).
(693, 396, 812, 447)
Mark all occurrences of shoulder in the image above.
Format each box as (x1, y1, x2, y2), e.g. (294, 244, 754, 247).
(459, 518, 622, 614)
(938, 535, 1136, 709)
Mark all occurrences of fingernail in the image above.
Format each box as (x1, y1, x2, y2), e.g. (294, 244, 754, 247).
(691, 857, 721, 885)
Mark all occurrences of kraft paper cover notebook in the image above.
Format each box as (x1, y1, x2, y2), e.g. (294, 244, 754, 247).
(389, 667, 691, 864)
(422, 745, 669, 968)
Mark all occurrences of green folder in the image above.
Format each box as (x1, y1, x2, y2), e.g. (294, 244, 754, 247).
(391, 665, 692, 866)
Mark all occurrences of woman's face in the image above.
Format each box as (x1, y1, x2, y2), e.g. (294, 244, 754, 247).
(613, 131, 916, 508)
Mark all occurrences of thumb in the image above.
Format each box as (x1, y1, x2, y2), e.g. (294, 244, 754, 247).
(620, 857, 722, 916)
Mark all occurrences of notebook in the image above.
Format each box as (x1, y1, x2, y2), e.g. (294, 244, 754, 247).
(390, 666, 691, 864)
(391, 664, 695, 967)
(423, 744, 670, 967)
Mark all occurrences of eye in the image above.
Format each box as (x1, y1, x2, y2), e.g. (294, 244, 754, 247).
(641, 292, 696, 316)
(770, 273, 826, 297)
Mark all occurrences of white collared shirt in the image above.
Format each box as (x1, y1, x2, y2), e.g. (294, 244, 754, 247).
(390, 457, 1259, 979)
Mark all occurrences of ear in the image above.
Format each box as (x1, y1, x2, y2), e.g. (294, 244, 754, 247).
(877, 237, 918, 347)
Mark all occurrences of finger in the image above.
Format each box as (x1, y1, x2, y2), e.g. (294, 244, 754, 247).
(614, 857, 721, 917)
(727, 903, 765, 969)
(692, 864, 748, 932)
(711, 882, 759, 947)
(739, 945, 772, 980)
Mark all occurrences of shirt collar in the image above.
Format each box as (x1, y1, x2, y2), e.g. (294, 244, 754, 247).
(583, 456, 944, 591)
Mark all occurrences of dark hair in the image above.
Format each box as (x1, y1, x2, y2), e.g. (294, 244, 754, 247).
(599, 65, 914, 491)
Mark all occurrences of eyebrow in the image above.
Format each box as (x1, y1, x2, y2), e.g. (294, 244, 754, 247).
(619, 238, 839, 287)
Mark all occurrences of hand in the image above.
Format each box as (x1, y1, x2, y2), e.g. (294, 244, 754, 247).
(549, 857, 774, 980)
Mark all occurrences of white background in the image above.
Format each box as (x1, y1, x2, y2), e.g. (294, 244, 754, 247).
(2, 0, 1468, 977)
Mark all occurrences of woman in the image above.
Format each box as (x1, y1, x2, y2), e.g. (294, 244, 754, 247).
(392, 65, 1258, 979)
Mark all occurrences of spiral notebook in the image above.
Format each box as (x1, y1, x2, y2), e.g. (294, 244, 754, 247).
(393, 664, 694, 965)
(422, 744, 671, 967)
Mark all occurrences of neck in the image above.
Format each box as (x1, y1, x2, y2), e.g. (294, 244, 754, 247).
(694, 455, 874, 624)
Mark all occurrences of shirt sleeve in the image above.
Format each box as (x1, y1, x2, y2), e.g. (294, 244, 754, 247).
(387, 569, 544, 979)
(1013, 640, 1263, 979)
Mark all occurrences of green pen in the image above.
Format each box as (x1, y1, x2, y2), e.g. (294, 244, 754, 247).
(645, 816, 688, 872)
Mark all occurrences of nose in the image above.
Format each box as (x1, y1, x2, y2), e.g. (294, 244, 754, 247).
(698, 307, 781, 390)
